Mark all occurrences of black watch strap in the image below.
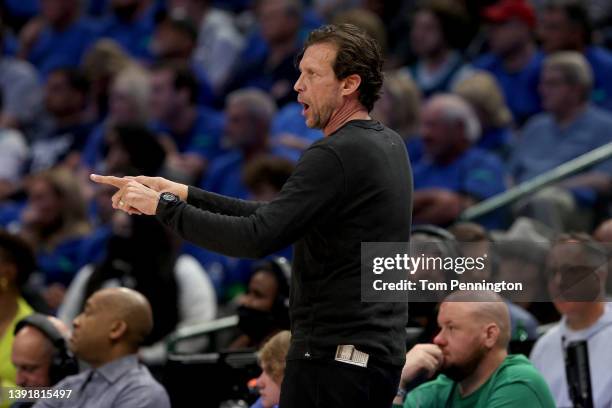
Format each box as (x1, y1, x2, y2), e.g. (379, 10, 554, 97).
(156, 192, 181, 215)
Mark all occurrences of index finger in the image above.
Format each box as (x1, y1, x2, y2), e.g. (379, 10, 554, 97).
(90, 174, 129, 189)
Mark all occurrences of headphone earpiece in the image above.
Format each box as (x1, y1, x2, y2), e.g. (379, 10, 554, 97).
(14, 314, 79, 385)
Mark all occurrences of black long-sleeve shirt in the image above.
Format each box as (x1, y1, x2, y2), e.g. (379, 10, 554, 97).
(157, 119, 413, 365)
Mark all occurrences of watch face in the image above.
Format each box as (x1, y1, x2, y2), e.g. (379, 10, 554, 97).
(161, 192, 178, 203)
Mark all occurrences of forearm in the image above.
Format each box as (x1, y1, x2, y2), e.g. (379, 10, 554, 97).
(187, 185, 264, 216)
(156, 201, 283, 259)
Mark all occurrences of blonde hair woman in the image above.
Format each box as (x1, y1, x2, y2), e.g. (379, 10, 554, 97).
(252, 330, 291, 408)
(453, 71, 513, 157)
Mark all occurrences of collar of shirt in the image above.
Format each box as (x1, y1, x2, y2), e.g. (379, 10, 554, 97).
(92, 354, 139, 384)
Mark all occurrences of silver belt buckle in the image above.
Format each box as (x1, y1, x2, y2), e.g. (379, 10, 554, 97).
(335, 345, 369, 368)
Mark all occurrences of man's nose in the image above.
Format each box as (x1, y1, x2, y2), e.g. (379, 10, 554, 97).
(294, 74, 304, 93)
(433, 330, 446, 346)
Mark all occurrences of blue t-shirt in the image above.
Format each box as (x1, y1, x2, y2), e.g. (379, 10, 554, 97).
(155, 107, 225, 161)
(478, 127, 513, 159)
(270, 102, 322, 162)
(585, 46, 612, 112)
(413, 147, 507, 228)
(509, 105, 612, 204)
(37, 236, 89, 286)
(203, 150, 248, 199)
(28, 19, 98, 77)
(413, 148, 507, 200)
(474, 51, 543, 125)
(95, 3, 159, 61)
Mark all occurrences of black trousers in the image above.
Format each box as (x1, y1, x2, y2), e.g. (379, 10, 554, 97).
(279, 358, 401, 408)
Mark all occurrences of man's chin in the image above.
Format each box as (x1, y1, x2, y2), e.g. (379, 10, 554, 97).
(440, 364, 471, 382)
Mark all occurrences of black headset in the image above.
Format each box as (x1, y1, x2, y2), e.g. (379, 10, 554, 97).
(14, 314, 79, 385)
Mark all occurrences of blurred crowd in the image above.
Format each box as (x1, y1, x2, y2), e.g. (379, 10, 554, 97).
(1, 0, 612, 407)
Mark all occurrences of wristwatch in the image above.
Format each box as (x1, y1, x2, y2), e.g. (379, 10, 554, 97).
(156, 192, 181, 214)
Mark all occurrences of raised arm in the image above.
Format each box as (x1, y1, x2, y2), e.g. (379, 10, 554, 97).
(90, 174, 263, 217)
(92, 146, 344, 259)
(156, 146, 344, 258)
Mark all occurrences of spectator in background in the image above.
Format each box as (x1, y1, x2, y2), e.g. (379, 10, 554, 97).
(371, 69, 421, 146)
(11, 315, 75, 391)
(59, 212, 216, 366)
(19, 169, 91, 309)
(224, 0, 303, 107)
(204, 89, 282, 199)
(149, 14, 215, 107)
(80, 39, 133, 122)
(448, 222, 540, 341)
(0, 17, 42, 132)
(34, 288, 171, 408)
(509, 52, 612, 232)
(81, 65, 151, 174)
(29, 68, 95, 173)
(251, 330, 291, 408)
(453, 71, 514, 158)
(169, 0, 244, 93)
(475, 0, 542, 125)
(229, 260, 290, 350)
(79, 127, 168, 270)
(412, 94, 506, 228)
(150, 62, 224, 184)
(404, 0, 473, 98)
(393, 291, 555, 408)
(538, 0, 612, 111)
(151, 15, 197, 63)
(18, 0, 97, 77)
(103, 125, 167, 177)
(530, 234, 612, 408)
(97, 0, 159, 61)
(0, 231, 35, 394)
(243, 156, 295, 203)
(494, 220, 558, 324)
(268, 101, 323, 163)
(332, 8, 387, 58)
(0, 92, 29, 199)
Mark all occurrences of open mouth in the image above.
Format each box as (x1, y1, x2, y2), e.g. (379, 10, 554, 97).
(301, 102, 310, 115)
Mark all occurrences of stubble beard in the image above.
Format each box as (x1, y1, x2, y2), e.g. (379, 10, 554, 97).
(440, 346, 487, 382)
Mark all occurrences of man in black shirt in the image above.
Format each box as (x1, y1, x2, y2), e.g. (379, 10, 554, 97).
(92, 24, 413, 408)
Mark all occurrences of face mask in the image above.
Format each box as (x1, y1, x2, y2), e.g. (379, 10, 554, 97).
(237, 305, 279, 343)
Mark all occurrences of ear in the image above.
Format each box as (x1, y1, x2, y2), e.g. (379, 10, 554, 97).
(483, 323, 500, 348)
(109, 320, 128, 342)
(341, 74, 362, 97)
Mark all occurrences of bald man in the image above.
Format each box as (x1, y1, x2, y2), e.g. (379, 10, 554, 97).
(12, 316, 73, 389)
(33, 288, 170, 408)
(392, 291, 555, 408)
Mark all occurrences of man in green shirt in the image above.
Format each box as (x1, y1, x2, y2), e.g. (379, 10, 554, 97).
(393, 291, 555, 408)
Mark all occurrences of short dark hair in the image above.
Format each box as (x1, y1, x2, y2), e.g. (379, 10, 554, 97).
(297, 24, 384, 112)
(108, 124, 166, 175)
(0, 230, 36, 289)
(49, 67, 91, 95)
(159, 15, 198, 43)
(544, 0, 592, 45)
(415, 0, 471, 50)
(243, 155, 295, 192)
(150, 62, 199, 105)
